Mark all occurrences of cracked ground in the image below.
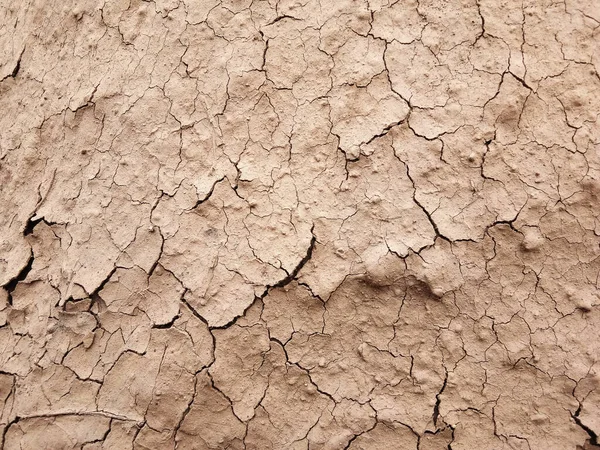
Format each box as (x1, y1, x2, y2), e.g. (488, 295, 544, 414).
(0, 0, 600, 449)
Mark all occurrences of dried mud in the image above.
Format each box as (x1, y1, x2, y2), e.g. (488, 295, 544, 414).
(1, 0, 599, 449)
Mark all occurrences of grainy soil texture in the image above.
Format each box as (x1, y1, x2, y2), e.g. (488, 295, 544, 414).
(1, 0, 600, 449)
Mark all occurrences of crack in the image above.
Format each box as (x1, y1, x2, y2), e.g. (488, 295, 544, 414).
(88, 266, 118, 301)
(433, 369, 448, 428)
(3, 250, 34, 306)
(270, 225, 316, 289)
(343, 420, 378, 449)
(0, 47, 24, 83)
(573, 403, 600, 447)
(173, 371, 198, 446)
(400, 156, 449, 242)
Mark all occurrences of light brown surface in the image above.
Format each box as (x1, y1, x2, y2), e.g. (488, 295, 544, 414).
(0, 0, 599, 449)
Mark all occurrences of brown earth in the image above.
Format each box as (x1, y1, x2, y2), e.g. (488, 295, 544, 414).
(1, 0, 599, 449)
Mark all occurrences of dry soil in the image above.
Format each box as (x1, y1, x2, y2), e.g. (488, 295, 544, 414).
(1, 0, 600, 449)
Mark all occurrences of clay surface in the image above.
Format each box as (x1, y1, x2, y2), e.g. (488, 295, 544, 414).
(1, 0, 599, 449)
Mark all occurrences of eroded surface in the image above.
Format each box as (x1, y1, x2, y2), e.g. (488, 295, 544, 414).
(1, 0, 599, 449)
